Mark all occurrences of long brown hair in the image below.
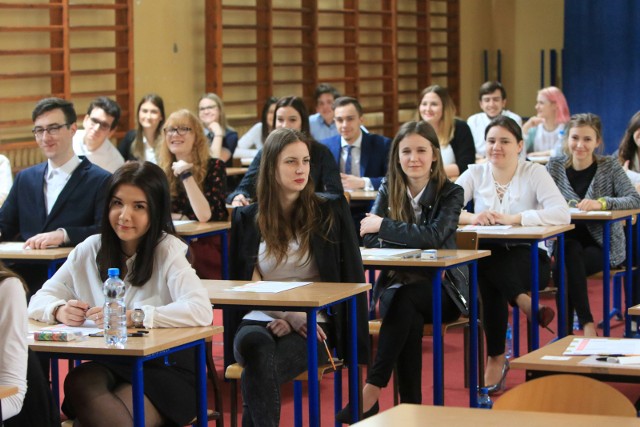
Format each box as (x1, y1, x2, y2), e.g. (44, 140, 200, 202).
(256, 128, 328, 266)
(131, 93, 165, 161)
(158, 109, 210, 197)
(417, 85, 457, 148)
(617, 111, 640, 167)
(387, 121, 447, 222)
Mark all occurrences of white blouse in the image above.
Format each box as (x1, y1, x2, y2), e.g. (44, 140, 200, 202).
(455, 160, 570, 226)
(28, 234, 213, 328)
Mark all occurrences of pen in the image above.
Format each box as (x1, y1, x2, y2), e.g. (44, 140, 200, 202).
(323, 339, 337, 371)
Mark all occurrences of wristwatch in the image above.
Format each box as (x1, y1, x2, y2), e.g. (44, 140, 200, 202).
(597, 197, 607, 211)
(131, 308, 145, 328)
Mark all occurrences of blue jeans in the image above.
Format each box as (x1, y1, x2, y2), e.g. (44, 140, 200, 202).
(233, 320, 331, 427)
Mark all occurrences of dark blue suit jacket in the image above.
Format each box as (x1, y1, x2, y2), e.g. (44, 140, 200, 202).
(321, 131, 391, 190)
(0, 157, 111, 245)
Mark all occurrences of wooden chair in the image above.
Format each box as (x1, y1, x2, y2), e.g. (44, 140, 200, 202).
(368, 231, 485, 404)
(493, 374, 637, 417)
(225, 359, 344, 427)
(343, 191, 352, 204)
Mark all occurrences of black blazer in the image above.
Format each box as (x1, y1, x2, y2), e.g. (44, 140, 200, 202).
(226, 141, 343, 203)
(226, 194, 369, 367)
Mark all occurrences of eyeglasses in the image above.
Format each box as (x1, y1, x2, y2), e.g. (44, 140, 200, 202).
(88, 117, 112, 132)
(32, 123, 70, 139)
(199, 105, 219, 112)
(163, 126, 192, 136)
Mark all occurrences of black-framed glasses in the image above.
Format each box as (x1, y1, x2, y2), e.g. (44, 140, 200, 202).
(32, 123, 70, 139)
(163, 126, 192, 136)
(88, 117, 113, 132)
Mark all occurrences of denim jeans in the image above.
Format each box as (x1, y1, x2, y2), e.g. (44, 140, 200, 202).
(233, 320, 331, 427)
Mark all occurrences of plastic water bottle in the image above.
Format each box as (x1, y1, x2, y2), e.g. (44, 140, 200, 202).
(505, 322, 513, 360)
(477, 387, 493, 409)
(104, 268, 127, 346)
(572, 311, 581, 331)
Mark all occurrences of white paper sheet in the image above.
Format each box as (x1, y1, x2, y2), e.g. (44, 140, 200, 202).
(172, 220, 196, 226)
(31, 320, 102, 337)
(226, 281, 312, 293)
(359, 248, 421, 258)
(563, 337, 640, 356)
(460, 225, 512, 231)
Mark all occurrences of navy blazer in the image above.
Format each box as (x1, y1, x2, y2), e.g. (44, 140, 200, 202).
(0, 157, 111, 245)
(321, 131, 391, 190)
(226, 195, 369, 367)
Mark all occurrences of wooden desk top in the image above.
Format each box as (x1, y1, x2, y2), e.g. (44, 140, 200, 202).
(28, 320, 222, 357)
(464, 224, 575, 240)
(0, 243, 73, 260)
(352, 404, 638, 427)
(226, 167, 248, 176)
(204, 280, 371, 308)
(0, 385, 18, 399)
(348, 190, 378, 201)
(570, 208, 640, 221)
(628, 304, 640, 316)
(360, 249, 491, 267)
(510, 336, 640, 377)
(174, 221, 231, 236)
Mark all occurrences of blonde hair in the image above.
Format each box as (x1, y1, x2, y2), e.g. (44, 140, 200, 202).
(158, 109, 210, 196)
(417, 85, 456, 148)
(199, 93, 234, 135)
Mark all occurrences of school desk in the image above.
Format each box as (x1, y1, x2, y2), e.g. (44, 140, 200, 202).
(226, 167, 248, 176)
(175, 221, 231, 279)
(0, 243, 73, 278)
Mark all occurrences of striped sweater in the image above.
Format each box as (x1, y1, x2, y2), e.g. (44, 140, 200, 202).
(546, 155, 640, 266)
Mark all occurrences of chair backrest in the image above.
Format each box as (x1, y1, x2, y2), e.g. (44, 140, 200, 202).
(493, 374, 637, 417)
(343, 191, 352, 204)
(456, 231, 478, 250)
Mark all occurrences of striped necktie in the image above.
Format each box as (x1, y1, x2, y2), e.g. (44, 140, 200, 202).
(345, 145, 353, 175)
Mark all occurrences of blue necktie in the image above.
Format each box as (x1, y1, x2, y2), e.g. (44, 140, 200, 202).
(345, 145, 353, 175)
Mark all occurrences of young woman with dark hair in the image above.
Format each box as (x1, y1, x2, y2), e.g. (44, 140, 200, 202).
(616, 111, 640, 191)
(337, 120, 465, 422)
(118, 93, 165, 163)
(229, 128, 367, 427)
(28, 162, 212, 426)
(235, 96, 279, 159)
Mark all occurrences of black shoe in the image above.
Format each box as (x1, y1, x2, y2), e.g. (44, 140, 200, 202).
(335, 401, 379, 424)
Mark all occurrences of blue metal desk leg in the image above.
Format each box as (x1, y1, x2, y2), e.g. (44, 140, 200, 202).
(195, 339, 207, 426)
(132, 358, 145, 427)
(603, 222, 611, 336)
(306, 310, 319, 427)
(557, 234, 567, 338)
(221, 230, 229, 280)
(51, 358, 60, 409)
(530, 240, 540, 350)
(432, 267, 444, 405)
(469, 261, 479, 407)
(348, 296, 359, 423)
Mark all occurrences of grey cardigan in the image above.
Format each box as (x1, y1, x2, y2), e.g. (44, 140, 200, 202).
(546, 155, 640, 266)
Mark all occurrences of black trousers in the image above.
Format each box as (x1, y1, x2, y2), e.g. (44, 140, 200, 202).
(366, 278, 460, 404)
(478, 244, 550, 357)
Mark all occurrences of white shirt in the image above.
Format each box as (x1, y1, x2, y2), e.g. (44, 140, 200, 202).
(341, 132, 373, 190)
(0, 155, 13, 207)
(408, 185, 427, 221)
(455, 160, 570, 226)
(234, 122, 264, 159)
(27, 234, 213, 328)
(143, 136, 158, 164)
(530, 123, 564, 155)
(45, 155, 81, 215)
(467, 110, 523, 156)
(0, 278, 27, 420)
(73, 130, 124, 173)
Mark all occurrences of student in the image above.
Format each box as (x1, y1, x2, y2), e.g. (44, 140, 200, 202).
(320, 96, 391, 191)
(0, 97, 111, 294)
(229, 128, 368, 427)
(336, 120, 466, 422)
(234, 96, 278, 159)
(547, 113, 640, 336)
(456, 116, 570, 394)
(308, 83, 340, 141)
(615, 111, 640, 191)
(228, 96, 343, 206)
(118, 94, 166, 163)
(418, 85, 475, 178)
(467, 81, 523, 158)
(72, 96, 125, 173)
(28, 161, 213, 426)
(1, 262, 59, 427)
(0, 154, 13, 207)
(159, 109, 228, 279)
(198, 93, 238, 166)
(522, 86, 570, 157)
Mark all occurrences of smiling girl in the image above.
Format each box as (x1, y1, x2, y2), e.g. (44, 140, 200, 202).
(118, 94, 165, 163)
(28, 162, 213, 426)
(547, 113, 640, 336)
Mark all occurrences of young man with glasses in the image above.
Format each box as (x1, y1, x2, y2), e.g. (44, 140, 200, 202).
(0, 97, 111, 294)
(72, 96, 124, 173)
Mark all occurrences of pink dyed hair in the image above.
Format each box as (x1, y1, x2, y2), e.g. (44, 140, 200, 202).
(538, 86, 570, 124)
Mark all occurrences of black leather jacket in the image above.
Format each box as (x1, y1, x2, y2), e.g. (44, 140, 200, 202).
(363, 178, 468, 314)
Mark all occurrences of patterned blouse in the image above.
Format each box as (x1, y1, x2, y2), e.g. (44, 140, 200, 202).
(171, 158, 228, 221)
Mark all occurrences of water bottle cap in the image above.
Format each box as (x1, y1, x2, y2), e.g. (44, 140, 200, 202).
(108, 268, 120, 277)
(480, 387, 489, 394)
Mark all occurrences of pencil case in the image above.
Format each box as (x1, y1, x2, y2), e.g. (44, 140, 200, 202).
(33, 331, 84, 342)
